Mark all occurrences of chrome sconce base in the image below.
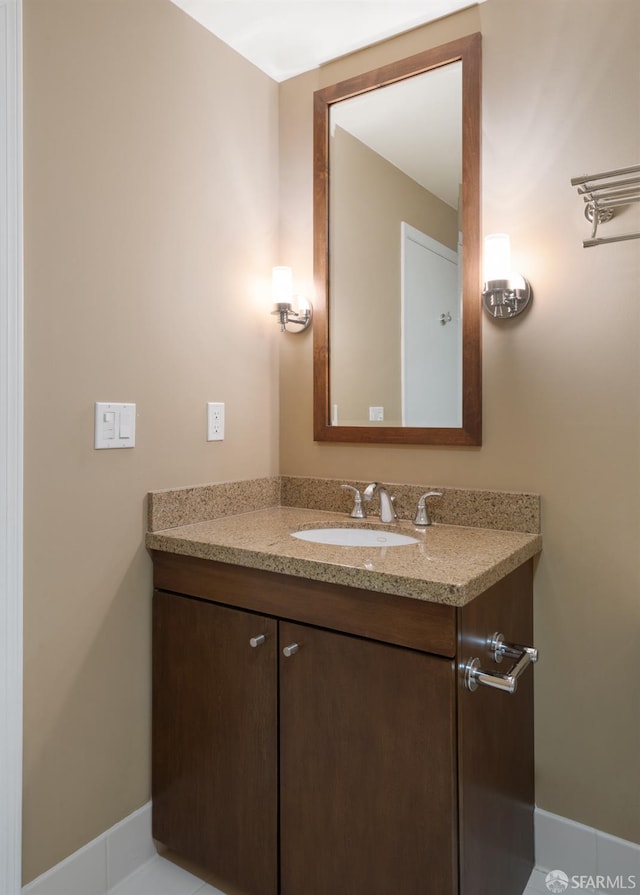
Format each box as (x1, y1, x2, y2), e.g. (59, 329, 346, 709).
(482, 276, 532, 319)
(271, 302, 313, 334)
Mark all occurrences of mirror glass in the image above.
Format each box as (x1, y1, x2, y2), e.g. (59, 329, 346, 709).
(330, 64, 462, 428)
(313, 35, 481, 445)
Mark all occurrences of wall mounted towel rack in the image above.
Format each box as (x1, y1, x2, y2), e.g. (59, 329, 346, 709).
(571, 164, 640, 247)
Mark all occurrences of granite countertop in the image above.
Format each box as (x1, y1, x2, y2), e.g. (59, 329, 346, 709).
(146, 506, 542, 607)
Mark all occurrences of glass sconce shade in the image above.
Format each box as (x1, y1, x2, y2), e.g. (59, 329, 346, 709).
(272, 266, 293, 304)
(484, 234, 511, 282)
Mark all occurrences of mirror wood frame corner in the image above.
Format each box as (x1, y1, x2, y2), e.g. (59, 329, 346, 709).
(313, 32, 482, 446)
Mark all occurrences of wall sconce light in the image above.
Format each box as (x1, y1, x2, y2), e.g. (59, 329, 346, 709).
(482, 234, 532, 319)
(270, 266, 313, 333)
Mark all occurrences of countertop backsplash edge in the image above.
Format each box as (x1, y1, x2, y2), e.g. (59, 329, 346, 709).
(148, 475, 540, 534)
(147, 476, 282, 532)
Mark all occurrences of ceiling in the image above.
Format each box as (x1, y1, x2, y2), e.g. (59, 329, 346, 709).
(331, 61, 461, 206)
(169, 1, 484, 82)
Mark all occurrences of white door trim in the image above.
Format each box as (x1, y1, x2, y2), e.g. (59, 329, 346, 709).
(0, 0, 24, 892)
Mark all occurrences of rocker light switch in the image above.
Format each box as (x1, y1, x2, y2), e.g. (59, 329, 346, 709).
(119, 407, 133, 438)
(95, 403, 136, 449)
(102, 411, 116, 439)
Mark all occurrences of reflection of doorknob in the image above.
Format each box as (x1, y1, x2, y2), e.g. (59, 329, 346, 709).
(439, 312, 452, 325)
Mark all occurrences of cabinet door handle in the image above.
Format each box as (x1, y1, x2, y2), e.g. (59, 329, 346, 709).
(249, 634, 266, 648)
(463, 637, 538, 694)
(282, 643, 299, 658)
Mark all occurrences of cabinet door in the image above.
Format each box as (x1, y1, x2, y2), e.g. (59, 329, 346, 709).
(152, 591, 278, 895)
(279, 622, 457, 895)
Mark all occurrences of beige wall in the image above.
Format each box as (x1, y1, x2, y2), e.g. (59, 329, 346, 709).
(330, 127, 458, 425)
(21, 0, 639, 883)
(23, 0, 279, 882)
(279, 0, 640, 845)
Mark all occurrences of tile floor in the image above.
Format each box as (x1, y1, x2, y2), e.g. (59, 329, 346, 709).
(108, 856, 224, 895)
(107, 855, 575, 895)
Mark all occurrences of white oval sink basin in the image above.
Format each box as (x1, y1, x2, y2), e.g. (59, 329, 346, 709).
(291, 528, 418, 548)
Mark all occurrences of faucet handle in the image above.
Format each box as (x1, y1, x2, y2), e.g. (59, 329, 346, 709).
(341, 484, 366, 519)
(363, 482, 379, 502)
(413, 491, 443, 527)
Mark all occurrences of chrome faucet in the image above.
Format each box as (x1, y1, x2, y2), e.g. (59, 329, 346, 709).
(363, 482, 398, 523)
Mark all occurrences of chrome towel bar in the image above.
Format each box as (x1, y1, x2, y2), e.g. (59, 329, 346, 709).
(463, 632, 538, 694)
(571, 163, 640, 247)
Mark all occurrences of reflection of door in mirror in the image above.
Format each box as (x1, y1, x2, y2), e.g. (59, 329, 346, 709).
(401, 223, 462, 427)
(313, 34, 481, 445)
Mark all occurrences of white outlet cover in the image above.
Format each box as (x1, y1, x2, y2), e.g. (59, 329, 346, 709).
(207, 402, 225, 441)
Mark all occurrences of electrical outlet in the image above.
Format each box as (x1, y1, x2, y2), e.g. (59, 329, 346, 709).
(207, 402, 225, 441)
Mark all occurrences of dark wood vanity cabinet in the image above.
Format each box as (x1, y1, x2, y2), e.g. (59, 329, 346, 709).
(152, 592, 279, 895)
(151, 551, 534, 895)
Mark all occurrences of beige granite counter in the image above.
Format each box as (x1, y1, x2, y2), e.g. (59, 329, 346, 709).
(146, 505, 542, 607)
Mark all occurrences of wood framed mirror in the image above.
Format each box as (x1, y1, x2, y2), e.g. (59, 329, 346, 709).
(313, 33, 481, 445)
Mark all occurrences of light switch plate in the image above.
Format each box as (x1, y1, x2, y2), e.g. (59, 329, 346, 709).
(95, 402, 136, 449)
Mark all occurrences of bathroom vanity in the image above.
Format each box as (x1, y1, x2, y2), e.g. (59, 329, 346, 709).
(147, 489, 541, 895)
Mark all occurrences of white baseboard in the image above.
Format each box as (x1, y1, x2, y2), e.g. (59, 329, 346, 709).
(22, 803, 156, 895)
(535, 807, 640, 886)
(21, 803, 639, 894)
